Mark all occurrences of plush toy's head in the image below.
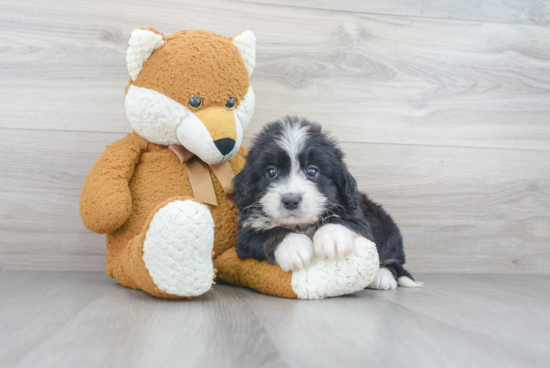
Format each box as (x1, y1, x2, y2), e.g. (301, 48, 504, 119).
(125, 28, 256, 164)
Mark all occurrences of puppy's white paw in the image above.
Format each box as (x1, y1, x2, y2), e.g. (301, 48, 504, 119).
(275, 233, 314, 272)
(368, 268, 398, 290)
(313, 224, 355, 259)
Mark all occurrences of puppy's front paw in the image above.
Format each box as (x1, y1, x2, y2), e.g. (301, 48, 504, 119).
(313, 224, 355, 259)
(274, 233, 314, 272)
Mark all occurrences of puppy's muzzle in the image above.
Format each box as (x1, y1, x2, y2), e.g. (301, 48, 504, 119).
(282, 195, 302, 211)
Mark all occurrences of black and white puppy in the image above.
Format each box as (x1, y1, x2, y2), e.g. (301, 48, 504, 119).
(233, 117, 421, 289)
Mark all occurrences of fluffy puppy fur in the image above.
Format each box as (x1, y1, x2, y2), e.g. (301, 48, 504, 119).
(233, 117, 421, 289)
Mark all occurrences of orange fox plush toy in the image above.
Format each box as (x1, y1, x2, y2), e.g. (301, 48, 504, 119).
(80, 28, 379, 300)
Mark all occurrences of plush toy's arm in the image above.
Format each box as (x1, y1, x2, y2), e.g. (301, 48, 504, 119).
(215, 236, 380, 300)
(80, 133, 145, 234)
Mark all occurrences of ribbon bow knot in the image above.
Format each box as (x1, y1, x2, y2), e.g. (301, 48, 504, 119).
(168, 145, 235, 208)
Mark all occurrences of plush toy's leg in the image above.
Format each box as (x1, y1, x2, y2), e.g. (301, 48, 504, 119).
(214, 248, 298, 298)
(111, 197, 215, 299)
(215, 236, 380, 300)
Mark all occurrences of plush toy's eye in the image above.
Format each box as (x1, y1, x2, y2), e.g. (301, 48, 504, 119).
(306, 166, 319, 178)
(266, 167, 278, 179)
(225, 97, 236, 109)
(189, 95, 202, 110)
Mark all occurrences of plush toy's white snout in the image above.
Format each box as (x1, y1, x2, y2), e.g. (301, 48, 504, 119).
(175, 109, 244, 164)
(125, 85, 255, 164)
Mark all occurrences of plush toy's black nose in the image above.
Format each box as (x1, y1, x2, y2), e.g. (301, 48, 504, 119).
(214, 138, 236, 156)
(282, 195, 302, 211)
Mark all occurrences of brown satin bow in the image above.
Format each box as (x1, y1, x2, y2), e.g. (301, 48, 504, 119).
(168, 145, 235, 208)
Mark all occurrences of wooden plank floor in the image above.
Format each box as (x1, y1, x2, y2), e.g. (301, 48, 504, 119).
(1, 272, 549, 368)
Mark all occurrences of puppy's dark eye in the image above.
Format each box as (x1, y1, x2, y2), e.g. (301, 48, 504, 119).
(225, 97, 236, 109)
(266, 167, 278, 179)
(306, 166, 319, 178)
(189, 95, 202, 110)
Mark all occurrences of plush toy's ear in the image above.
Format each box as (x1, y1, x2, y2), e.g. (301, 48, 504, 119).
(233, 31, 256, 77)
(126, 28, 165, 81)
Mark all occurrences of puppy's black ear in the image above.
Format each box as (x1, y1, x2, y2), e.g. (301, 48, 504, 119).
(337, 166, 360, 210)
(233, 165, 255, 210)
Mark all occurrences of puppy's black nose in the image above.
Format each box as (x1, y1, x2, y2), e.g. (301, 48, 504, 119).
(282, 195, 301, 211)
(214, 138, 236, 156)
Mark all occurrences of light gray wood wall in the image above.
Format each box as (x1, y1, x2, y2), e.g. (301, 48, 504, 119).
(1, 0, 549, 273)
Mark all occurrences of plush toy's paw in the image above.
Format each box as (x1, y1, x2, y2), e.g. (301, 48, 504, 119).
(142, 199, 215, 297)
(368, 267, 398, 290)
(291, 236, 379, 299)
(313, 224, 355, 259)
(274, 233, 314, 272)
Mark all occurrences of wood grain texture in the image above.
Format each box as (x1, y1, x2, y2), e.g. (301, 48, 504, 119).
(239, 0, 550, 26)
(1, 272, 549, 368)
(0, 129, 116, 271)
(241, 275, 550, 368)
(1, 0, 550, 150)
(1, 128, 548, 274)
(1, 0, 550, 273)
(0, 271, 116, 367)
(342, 142, 550, 274)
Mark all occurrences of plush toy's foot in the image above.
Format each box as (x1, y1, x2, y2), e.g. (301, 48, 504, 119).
(215, 236, 379, 299)
(142, 198, 215, 297)
(111, 197, 215, 299)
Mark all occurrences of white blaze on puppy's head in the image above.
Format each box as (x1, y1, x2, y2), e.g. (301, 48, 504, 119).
(124, 28, 256, 164)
